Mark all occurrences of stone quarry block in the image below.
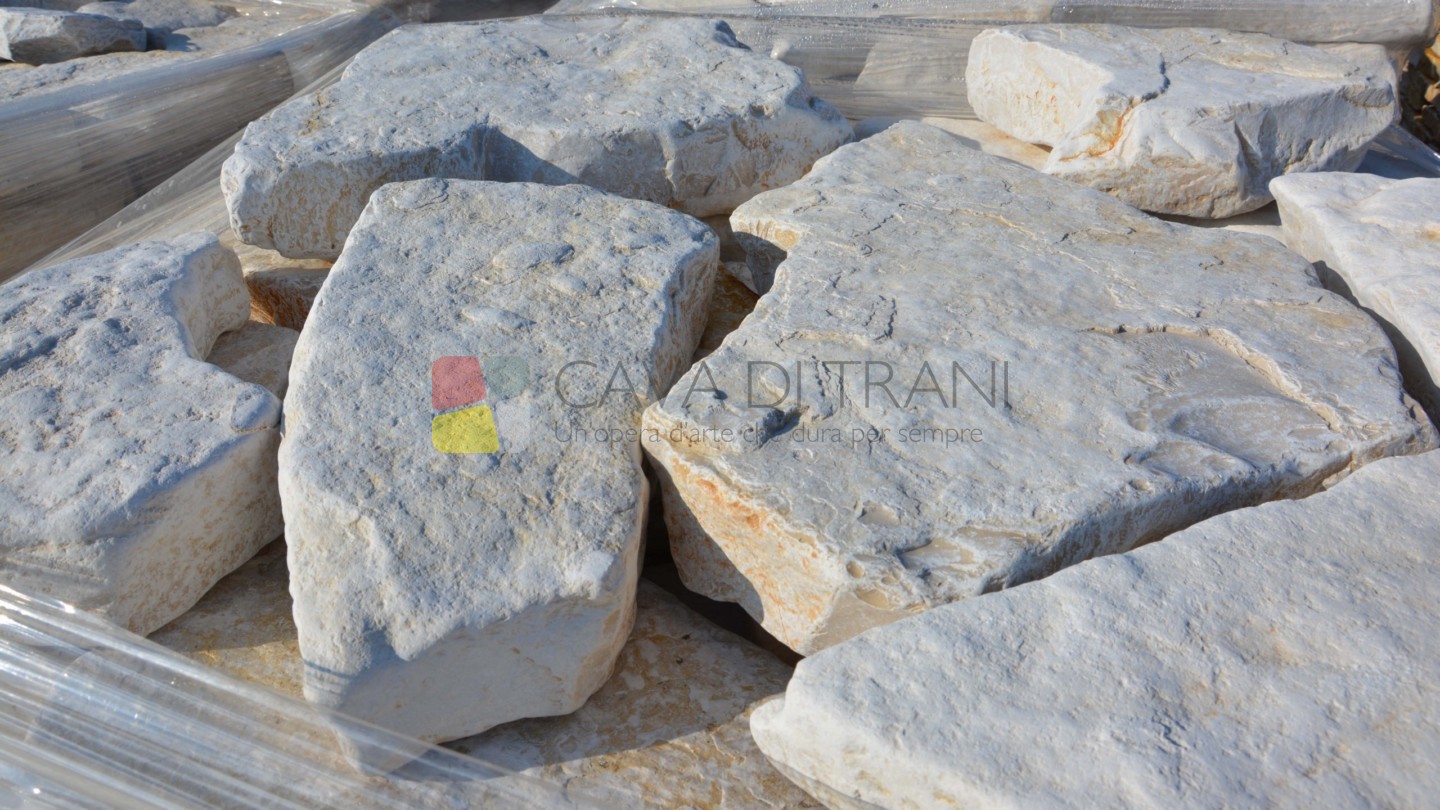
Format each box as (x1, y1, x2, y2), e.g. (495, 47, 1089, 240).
(222, 15, 852, 260)
(231, 241, 330, 330)
(1271, 172, 1440, 422)
(0, 233, 284, 635)
(77, 0, 233, 49)
(281, 179, 716, 748)
(646, 121, 1434, 655)
(966, 25, 1396, 218)
(0, 6, 143, 63)
(751, 449, 1440, 808)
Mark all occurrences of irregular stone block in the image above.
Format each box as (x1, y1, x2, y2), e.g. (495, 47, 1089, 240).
(0, 233, 284, 635)
(281, 179, 716, 748)
(77, 0, 233, 49)
(966, 25, 1396, 218)
(222, 16, 852, 259)
(646, 121, 1434, 655)
(205, 320, 299, 399)
(1272, 172, 1440, 422)
(0, 7, 143, 63)
(232, 241, 330, 330)
(751, 449, 1440, 808)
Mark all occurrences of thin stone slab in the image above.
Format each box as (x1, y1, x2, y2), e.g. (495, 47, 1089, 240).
(0, 233, 283, 635)
(966, 25, 1395, 218)
(751, 449, 1440, 808)
(645, 121, 1434, 655)
(282, 179, 716, 749)
(222, 15, 852, 259)
(0, 7, 143, 63)
(1271, 172, 1440, 422)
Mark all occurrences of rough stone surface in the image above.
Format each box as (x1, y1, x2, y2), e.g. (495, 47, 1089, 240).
(77, 0, 232, 48)
(232, 241, 330, 330)
(222, 15, 852, 259)
(0, 233, 284, 635)
(149, 539, 302, 695)
(751, 449, 1440, 808)
(966, 25, 1396, 217)
(451, 581, 817, 809)
(693, 262, 759, 362)
(1271, 172, 1440, 421)
(282, 179, 716, 747)
(0, 7, 143, 63)
(646, 121, 1434, 655)
(205, 320, 299, 399)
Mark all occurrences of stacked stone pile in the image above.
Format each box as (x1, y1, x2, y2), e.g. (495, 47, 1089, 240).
(3, 6, 1440, 807)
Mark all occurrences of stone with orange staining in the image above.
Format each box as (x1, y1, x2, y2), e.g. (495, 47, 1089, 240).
(232, 241, 329, 330)
(1272, 172, 1440, 423)
(222, 15, 851, 259)
(966, 25, 1395, 218)
(280, 179, 717, 758)
(0, 233, 284, 635)
(752, 450, 1440, 808)
(644, 121, 1434, 656)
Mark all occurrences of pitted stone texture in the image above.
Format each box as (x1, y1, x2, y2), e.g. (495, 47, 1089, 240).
(0, 233, 283, 635)
(77, 0, 232, 48)
(222, 16, 851, 259)
(648, 121, 1434, 655)
(0, 6, 143, 63)
(967, 25, 1396, 218)
(282, 179, 716, 747)
(1272, 172, 1440, 422)
(752, 450, 1440, 808)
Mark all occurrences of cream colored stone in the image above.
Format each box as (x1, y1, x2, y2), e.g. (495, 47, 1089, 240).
(206, 320, 299, 398)
(648, 121, 1434, 655)
(232, 241, 329, 330)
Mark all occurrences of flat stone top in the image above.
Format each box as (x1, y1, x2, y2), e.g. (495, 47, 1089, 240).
(1271, 172, 1440, 269)
(0, 233, 272, 543)
(240, 15, 830, 171)
(753, 448, 1440, 807)
(282, 179, 715, 663)
(665, 120, 1429, 601)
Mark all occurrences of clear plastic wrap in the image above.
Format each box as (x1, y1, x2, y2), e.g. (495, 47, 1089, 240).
(546, 0, 1437, 45)
(0, 7, 402, 282)
(0, 584, 604, 808)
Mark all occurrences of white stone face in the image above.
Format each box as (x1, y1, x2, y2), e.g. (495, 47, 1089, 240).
(0, 7, 143, 63)
(1271, 172, 1440, 422)
(281, 179, 717, 749)
(645, 121, 1434, 656)
(0, 233, 284, 635)
(77, 0, 233, 48)
(751, 449, 1440, 808)
(222, 16, 852, 259)
(966, 25, 1396, 218)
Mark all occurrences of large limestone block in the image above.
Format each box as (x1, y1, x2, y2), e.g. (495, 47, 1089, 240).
(0, 233, 284, 635)
(0, 6, 143, 63)
(966, 25, 1396, 218)
(1271, 172, 1440, 422)
(77, 0, 234, 48)
(751, 449, 1440, 808)
(646, 121, 1434, 656)
(281, 179, 717, 747)
(222, 16, 852, 260)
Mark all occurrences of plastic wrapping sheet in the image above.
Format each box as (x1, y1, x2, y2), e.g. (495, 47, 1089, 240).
(0, 585, 605, 808)
(547, 0, 1437, 45)
(0, 7, 403, 282)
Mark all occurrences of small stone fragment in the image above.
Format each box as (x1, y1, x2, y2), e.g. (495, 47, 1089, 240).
(205, 320, 299, 398)
(693, 262, 759, 362)
(222, 16, 852, 259)
(966, 25, 1396, 217)
(1271, 171, 1440, 421)
(647, 121, 1433, 655)
(232, 241, 330, 330)
(282, 179, 716, 750)
(0, 233, 283, 635)
(0, 6, 143, 63)
(751, 450, 1440, 808)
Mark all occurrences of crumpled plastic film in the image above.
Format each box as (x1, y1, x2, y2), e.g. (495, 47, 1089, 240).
(546, 0, 1436, 45)
(0, 584, 603, 809)
(0, 8, 402, 282)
